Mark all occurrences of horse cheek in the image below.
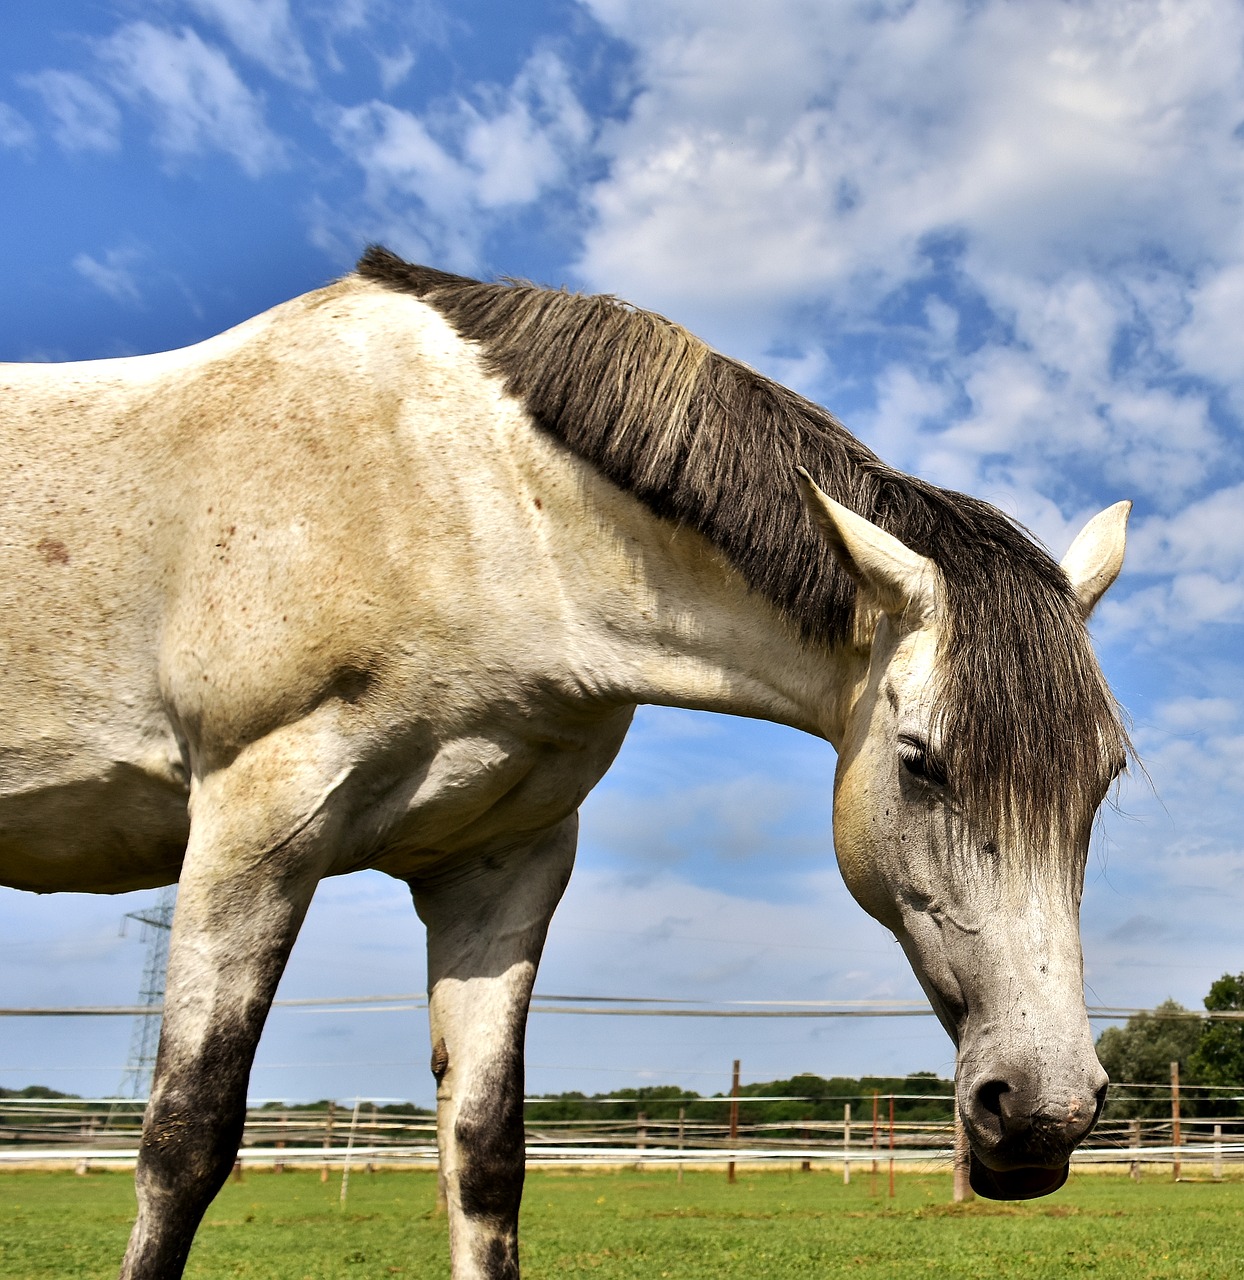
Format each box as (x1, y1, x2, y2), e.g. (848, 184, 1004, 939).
(832, 757, 902, 932)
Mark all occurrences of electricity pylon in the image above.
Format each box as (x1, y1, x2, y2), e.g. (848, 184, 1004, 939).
(118, 884, 177, 1100)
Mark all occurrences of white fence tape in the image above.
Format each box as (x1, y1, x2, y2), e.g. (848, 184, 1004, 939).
(4, 1141, 1244, 1169)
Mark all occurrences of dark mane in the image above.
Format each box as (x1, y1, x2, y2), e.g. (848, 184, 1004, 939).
(357, 245, 1128, 852)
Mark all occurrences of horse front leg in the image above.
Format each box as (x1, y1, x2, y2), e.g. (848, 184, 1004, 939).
(411, 817, 578, 1280)
(118, 739, 342, 1280)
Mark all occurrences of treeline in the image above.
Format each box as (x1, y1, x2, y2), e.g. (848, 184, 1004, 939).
(252, 1099, 432, 1117)
(2, 1075, 954, 1129)
(522, 1072, 954, 1125)
(1096, 972, 1244, 1119)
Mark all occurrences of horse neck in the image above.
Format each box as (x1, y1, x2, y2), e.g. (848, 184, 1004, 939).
(544, 457, 860, 742)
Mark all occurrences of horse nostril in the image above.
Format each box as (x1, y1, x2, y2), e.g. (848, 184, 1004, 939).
(975, 1078, 1010, 1121)
(1093, 1081, 1108, 1122)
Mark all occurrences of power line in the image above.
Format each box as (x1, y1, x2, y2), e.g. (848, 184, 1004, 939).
(3, 992, 1244, 1020)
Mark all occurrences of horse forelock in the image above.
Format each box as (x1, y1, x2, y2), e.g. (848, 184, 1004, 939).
(932, 524, 1130, 868)
(356, 245, 1130, 862)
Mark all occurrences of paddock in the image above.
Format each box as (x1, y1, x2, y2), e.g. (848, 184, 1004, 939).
(0, 1166, 1239, 1280)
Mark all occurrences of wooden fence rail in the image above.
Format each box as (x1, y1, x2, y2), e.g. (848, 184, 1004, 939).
(3, 1100, 1244, 1177)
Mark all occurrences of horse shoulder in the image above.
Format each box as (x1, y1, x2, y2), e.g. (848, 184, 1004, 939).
(150, 284, 583, 767)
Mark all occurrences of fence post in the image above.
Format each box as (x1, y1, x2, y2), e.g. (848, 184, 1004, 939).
(275, 1112, 287, 1175)
(843, 1103, 851, 1185)
(76, 1115, 95, 1176)
(727, 1060, 740, 1185)
(321, 1101, 336, 1184)
(340, 1098, 362, 1205)
(636, 1111, 647, 1171)
(953, 1097, 973, 1203)
(870, 1091, 879, 1196)
(1129, 1118, 1141, 1182)
(888, 1094, 895, 1199)
(1170, 1061, 1181, 1182)
(1214, 1122, 1223, 1181)
(677, 1106, 685, 1185)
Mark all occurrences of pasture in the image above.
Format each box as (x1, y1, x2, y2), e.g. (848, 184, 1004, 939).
(1, 1167, 1240, 1279)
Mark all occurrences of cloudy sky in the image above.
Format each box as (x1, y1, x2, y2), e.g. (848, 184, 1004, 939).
(2, 0, 1243, 1107)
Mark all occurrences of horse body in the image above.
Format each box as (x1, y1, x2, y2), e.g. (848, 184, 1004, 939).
(0, 279, 836, 892)
(0, 255, 1130, 1278)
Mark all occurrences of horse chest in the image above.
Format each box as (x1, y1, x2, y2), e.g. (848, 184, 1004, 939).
(367, 709, 634, 876)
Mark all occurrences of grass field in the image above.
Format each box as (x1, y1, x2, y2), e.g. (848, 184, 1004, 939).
(2, 1166, 1243, 1279)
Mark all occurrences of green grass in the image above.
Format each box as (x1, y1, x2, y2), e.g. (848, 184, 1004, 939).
(2, 1167, 1243, 1278)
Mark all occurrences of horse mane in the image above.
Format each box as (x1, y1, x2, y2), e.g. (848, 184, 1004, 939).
(356, 245, 1128, 854)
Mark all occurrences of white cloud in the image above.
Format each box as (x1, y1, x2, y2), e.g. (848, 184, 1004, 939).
(376, 46, 416, 92)
(463, 52, 591, 207)
(570, 0, 1244, 536)
(328, 48, 591, 268)
(578, 0, 1244, 305)
(0, 102, 36, 152)
(331, 101, 474, 257)
(183, 0, 315, 86)
(1156, 697, 1240, 733)
(1173, 263, 1244, 395)
(928, 338, 1218, 509)
(100, 22, 286, 176)
(1098, 573, 1244, 638)
(859, 365, 952, 473)
(72, 248, 144, 303)
(21, 70, 121, 152)
(1128, 483, 1244, 578)
(317, 0, 379, 35)
(547, 865, 914, 1004)
(557, 5, 1244, 1024)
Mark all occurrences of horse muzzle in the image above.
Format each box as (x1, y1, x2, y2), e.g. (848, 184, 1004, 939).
(958, 1060, 1108, 1201)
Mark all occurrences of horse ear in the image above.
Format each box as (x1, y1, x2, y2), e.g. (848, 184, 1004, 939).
(796, 468, 938, 619)
(1060, 501, 1131, 620)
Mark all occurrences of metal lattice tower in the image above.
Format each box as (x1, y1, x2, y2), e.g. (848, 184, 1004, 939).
(118, 884, 177, 1100)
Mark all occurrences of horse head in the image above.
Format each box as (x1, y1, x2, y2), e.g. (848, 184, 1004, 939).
(799, 472, 1129, 1200)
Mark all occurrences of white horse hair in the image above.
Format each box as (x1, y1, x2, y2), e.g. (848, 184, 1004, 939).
(0, 248, 1131, 1279)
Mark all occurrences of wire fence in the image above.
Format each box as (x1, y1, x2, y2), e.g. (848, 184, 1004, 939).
(5, 994, 1242, 1177)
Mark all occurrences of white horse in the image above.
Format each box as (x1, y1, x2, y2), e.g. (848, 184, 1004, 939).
(0, 246, 1130, 1279)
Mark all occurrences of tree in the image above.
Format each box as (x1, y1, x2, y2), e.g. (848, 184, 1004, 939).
(1095, 999, 1204, 1119)
(1189, 972, 1244, 1114)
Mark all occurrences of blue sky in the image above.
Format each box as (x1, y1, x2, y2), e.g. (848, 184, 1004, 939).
(3, 0, 1244, 1106)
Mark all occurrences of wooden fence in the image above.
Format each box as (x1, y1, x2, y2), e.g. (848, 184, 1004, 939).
(3, 1098, 1243, 1178)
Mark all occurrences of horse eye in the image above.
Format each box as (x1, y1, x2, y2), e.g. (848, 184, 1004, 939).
(898, 737, 947, 787)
